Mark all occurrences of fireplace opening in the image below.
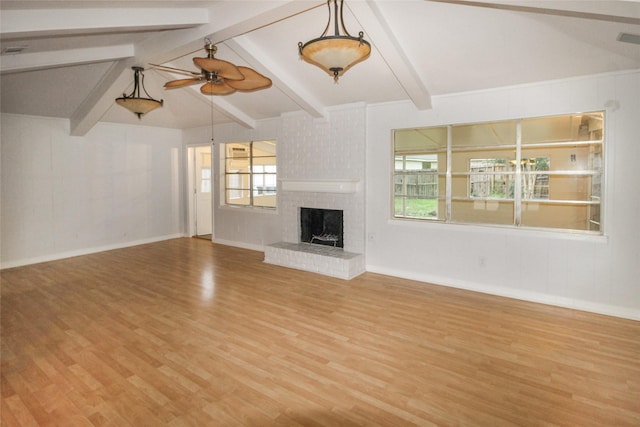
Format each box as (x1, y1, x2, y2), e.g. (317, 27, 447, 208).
(300, 207, 344, 248)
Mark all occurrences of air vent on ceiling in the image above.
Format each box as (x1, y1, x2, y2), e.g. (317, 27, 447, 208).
(617, 32, 640, 45)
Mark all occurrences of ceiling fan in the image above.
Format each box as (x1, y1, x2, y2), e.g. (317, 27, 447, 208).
(151, 42, 272, 95)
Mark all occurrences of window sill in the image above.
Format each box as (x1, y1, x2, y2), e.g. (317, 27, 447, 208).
(219, 204, 278, 215)
(388, 217, 609, 243)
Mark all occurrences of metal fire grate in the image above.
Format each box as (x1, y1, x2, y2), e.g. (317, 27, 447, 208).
(311, 234, 339, 247)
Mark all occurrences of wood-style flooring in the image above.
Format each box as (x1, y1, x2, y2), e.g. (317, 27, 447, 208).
(2, 238, 639, 426)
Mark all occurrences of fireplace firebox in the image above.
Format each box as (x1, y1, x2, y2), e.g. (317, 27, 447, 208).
(300, 207, 344, 248)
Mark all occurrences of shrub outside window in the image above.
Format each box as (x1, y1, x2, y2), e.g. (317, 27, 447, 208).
(224, 140, 276, 208)
(393, 112, 604, 233)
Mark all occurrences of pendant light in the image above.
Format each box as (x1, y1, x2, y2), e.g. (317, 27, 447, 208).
(298, 0, 371, 82)
(115, 66, 163, 119)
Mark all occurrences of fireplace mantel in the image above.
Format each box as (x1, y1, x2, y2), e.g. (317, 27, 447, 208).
(280, 179, 360, 194)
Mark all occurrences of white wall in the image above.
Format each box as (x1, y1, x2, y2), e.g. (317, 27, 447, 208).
(183, 104, 367, 253)
(366, 70, 640, 320)
(183, 118, 282, 251)
(1, 115, 184, 268)
(3, 72, 638, 320)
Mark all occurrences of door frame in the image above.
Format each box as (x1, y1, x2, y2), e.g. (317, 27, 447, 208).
(186, 143, 214, 239)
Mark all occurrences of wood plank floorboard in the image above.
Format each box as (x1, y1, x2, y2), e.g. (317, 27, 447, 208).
(1, 237, 639, 426)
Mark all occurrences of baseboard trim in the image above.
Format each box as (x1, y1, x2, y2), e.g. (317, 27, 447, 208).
(1, 234, 184, 270)
(366, 264, 640, 321)
(212, 238, 265, 252)
(6, 242, 636, 321)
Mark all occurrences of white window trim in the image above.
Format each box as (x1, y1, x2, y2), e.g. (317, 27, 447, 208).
(392, 112, 605, 235)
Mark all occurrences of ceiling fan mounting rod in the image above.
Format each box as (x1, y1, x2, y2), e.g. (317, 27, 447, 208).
(206, 43, 217, 58)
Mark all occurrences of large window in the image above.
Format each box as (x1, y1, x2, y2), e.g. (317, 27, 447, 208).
(224, 140, 276, 208)
(394, 112, 604, 233)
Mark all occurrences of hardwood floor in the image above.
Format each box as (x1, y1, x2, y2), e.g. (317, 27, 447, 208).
(2, 238, 639, 426)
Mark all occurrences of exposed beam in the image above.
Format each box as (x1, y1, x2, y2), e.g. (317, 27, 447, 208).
(196, 94, 257, 129)
(136, 1, 323, 67)
(427, 0, 640, 25)
(158, 69, 257, 129)
(0, 8, 209, 39)
(70, 60, 137, 136)
(204, 1, 323, 48)
(225, 36, 327, 119)
(348, 0, 432, 110)
(70, 1, 321, 136)
(0, 45, 134, 74)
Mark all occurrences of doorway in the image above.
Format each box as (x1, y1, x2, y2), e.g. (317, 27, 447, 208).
(187, 145, 213, 239)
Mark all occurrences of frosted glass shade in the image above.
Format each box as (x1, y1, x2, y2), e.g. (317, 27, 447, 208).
(299, 35, 371, 80)
(115, 97, 163, 119)
(115, 66, 163, 119)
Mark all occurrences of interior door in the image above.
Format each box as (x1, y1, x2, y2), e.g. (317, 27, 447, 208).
(192, 145, 212, 237)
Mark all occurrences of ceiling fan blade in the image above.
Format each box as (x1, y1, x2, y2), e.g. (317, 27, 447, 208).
(164, 78, 203, 89)
(149, 63, 201, 78)
(193, 57, 244, 80)
(200, 81, 236, 95)
(226, 67, 272, 92)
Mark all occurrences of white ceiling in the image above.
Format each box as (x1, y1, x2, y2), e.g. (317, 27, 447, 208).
(1, 0, 639, 136)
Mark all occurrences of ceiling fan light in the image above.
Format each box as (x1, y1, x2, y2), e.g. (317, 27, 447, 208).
(298, 0, 371, 82)
(115, 67, 163, 119)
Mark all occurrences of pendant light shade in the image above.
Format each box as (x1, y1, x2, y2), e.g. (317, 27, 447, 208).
(298, 0, 371, 82)
(115, 67, 163, 119)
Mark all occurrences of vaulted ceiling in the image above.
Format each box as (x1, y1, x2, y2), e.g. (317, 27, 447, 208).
(1, 1, 639, 136)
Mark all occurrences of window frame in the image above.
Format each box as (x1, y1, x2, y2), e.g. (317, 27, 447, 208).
(222, 140, 277, 209)
(392, 112, 605, 235)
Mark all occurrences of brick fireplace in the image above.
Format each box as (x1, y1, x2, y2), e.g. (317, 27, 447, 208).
(263, 179, 365, 279)
(263, 107, 366, 280)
